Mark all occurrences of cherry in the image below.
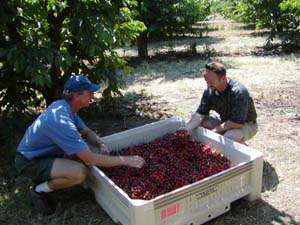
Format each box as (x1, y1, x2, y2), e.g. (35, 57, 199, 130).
(99, 130, 234, 200)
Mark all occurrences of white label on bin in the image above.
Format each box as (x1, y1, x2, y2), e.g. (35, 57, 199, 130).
(160, 203, 180, 220)
(195, 186, 218, 200)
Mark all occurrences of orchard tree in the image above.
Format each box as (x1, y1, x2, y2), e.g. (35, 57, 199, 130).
(136, 0, 211, 58)
(0, 0, 146, 114)
(279, 0, 300, 47)
(217, 0, 300, 49)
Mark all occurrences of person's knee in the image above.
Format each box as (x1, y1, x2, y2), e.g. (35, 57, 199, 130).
(224, 129, 243, 142)
(72, 165, 88, 185)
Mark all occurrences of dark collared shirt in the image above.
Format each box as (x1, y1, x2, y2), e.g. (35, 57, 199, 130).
(196, 78, 257, 124)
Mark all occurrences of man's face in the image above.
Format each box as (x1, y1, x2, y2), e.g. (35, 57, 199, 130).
(203, 69, 223, 91)
(75, 90, 94, 108)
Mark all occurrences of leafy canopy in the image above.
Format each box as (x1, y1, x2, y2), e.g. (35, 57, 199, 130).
(0, 0, 146, 114)
(139, 0, 211, 38)
(216, 0, 300, 49)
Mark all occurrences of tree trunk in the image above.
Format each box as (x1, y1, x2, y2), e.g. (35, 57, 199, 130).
(137, 32, 148, 59)
(43, 85, 64, 107)
(43, 70, 66, 106)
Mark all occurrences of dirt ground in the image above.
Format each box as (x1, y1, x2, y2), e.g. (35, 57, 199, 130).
(1, 16, 300, 225)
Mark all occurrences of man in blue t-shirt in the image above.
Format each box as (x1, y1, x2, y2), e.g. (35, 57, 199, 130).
(184, 62, 258, 144)
(15, 75, 145, 215)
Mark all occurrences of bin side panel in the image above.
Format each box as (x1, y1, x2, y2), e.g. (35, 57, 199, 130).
(153, 167, 252, 225)
(101, 118, 184, 151)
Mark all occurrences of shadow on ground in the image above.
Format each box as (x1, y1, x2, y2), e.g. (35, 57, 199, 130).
(3, 166, 297, 225)
(262, 160, 279, 192)
(206, 198, 300, 225)
(1, 113, 298, 225)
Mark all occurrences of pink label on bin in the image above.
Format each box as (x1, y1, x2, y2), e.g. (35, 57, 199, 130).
(160, 204, 180, 220)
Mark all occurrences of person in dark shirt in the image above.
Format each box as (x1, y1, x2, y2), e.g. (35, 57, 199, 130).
(185, 62, 258, 144)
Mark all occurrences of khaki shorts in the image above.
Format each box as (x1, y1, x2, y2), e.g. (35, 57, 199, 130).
(240, 121, 258, 142)
(203, 115, 258, 142)
(15, 154, 56, 183)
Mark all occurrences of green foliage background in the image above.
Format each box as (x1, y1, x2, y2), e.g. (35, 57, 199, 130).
(0, 0, 213, 159)
(139, 0, 211, 38)
(216, 0, 300, 49)
(1, 0, 299, 159)
(0, 0, 146, 114)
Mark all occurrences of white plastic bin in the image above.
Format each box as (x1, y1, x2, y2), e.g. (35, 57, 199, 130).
(86, 117, 263, 225)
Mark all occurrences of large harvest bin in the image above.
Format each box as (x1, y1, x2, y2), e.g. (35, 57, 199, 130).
(86, 117, 263, 225)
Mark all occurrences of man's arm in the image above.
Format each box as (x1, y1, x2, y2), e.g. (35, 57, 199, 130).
(212, 120, 243, 134)
(76, 149, 145, 168)
(186, 89, 211, 133)
(79, 127, 145, 168)
(80, 127, 104, 148)
(185, 113, 205, 133)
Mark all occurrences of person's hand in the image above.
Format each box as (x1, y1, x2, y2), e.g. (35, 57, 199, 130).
(178, 127, 190, 135)
(211, 127, 226, 135)
(125, 156, 145, 168)
(177, 127, 190, 136)
(178, 126, 187, 131)
(211, 128, 218, 133)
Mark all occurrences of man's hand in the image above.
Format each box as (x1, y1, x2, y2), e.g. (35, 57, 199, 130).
(178, 126, 188, 133)
(212, 127, 222, 134)
(175, 129, 189, 138)
(185, 113, 204, 133)
(125, 156, 145, 168)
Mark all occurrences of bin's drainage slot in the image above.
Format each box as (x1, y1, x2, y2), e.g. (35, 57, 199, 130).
(225, 206, 229, 210)
(208, 214, 211, 218)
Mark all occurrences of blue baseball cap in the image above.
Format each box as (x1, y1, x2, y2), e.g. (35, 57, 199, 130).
(64, 75, 100, 93)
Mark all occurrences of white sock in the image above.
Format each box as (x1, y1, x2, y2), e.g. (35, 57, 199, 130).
(35, 181, 53, 193)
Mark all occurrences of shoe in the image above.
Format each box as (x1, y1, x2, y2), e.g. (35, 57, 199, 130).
(28, 186, 56, 215)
